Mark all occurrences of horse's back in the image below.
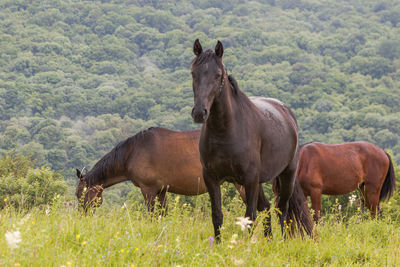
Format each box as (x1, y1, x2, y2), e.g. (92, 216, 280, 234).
(127, 128, 206, 195)
(301, 141, 386, 163)
(249, 97, 297, 128)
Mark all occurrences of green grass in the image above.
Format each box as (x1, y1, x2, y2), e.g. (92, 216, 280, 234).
(0, 194, 399, 266)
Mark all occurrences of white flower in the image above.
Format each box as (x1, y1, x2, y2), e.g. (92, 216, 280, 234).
(235, 217, 252, 231)
(229, 233, 238, 247)
(338, 205, 342, 211)
(17, 213, 31, 226)
(349, 194, 357, 206)
(231, 257, 244, 266)
(45, 206, 51, 216)
(5, 230, 21, 250)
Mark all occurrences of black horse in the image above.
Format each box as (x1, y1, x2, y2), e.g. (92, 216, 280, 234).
(190, 39, 313, 240)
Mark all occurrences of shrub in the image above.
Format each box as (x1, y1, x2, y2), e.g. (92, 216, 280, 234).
(0, 152, 67, 210)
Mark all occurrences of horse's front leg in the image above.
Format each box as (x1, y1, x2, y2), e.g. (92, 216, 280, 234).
(257, 186, 272, 238)
(244, 174, 260, 224)
(203, 171, 223, 241)
(276, 170, 295, 236)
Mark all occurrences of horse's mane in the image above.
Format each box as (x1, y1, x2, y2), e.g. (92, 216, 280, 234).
(228, 75, 240, 95)
(227, 74, 258, 111)
(85, 127, 156, 186)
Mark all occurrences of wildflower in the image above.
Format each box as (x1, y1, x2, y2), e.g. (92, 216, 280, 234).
(67, 262, 72, 266)
(120, 249, 124, 253)
(131, 264, 135, 267)
(76, 234, 80, 240)
(230, 234, 238, 245)
(209, 236, 214, 248)
(14, 263, 21, 267)
(235, 217, 252, 231)
(5, 231, 21, 250)
(135, 247, 139, 251)
(231, 257, 244, 266)
(4, 198, 7, 202)
(81, 241, 87, 246)
(32, 221, 35, 225)
(17, 213, 31, 225)
(349, 194, 357, 206)
(45, 206, 51, 216)
(338, 205, 342, 211)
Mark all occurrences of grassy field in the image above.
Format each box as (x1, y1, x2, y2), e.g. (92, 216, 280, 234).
(1, 193, 399, 266)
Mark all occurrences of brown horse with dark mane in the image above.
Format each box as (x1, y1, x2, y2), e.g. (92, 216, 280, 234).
(75, 127, 245, 210)
(297, 141, 396, 221)
(190, 39, 313, 240)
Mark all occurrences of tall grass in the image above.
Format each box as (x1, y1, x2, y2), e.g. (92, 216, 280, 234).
(1, 193, 399, 266)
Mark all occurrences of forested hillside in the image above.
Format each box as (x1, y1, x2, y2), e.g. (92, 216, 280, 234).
(1, 0, 400, 184)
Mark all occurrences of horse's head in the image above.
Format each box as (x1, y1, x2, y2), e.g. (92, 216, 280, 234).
(191, 39, 226, 123)
(75, 168, 103, 212)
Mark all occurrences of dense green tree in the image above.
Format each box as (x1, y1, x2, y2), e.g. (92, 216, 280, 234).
(0, 0, 400, 206)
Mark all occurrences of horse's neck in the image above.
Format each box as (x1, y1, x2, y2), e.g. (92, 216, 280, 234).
(88, 163, 129, 189)
(102, 175, 129, 188)
(207, 79, 233, 127)
(208, 79, 236, 130)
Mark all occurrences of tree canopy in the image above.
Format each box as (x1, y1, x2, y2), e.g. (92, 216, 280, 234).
(0, 0, 400, 185)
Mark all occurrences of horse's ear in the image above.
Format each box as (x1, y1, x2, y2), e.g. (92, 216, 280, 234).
(215, 40, 224, 58)
(193, 39, 203, 56)
(76, 169, 83, 180)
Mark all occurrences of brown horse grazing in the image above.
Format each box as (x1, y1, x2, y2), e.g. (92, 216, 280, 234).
(190, 39, 313, 240)
(297, 141, 396, 221)
(75, 127, 246, 211)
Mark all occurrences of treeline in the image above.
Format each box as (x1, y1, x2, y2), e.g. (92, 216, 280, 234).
(0, 0, 400, 188)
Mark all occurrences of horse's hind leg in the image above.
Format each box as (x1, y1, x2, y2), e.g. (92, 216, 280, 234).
(276, 164, 296, 235)
(140, 186, 158, 212)
(364, 184, 380, 218)
(257, 186, 272, 238)
(358, 183, 367, 212)
(157, 186, 168, 215)
(234, 184, 247, 203)
(309, 189, 322, 222)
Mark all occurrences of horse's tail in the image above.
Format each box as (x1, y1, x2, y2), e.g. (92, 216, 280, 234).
(274, 177, 314, 237)
(379, 152, 396, 202)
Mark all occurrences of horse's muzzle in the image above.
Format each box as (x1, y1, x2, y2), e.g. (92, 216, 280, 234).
(191, 107, 208, 123)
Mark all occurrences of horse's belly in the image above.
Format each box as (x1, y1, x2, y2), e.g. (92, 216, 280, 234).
(168, 184, 208, 195)
(321, 175, 362, 195)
